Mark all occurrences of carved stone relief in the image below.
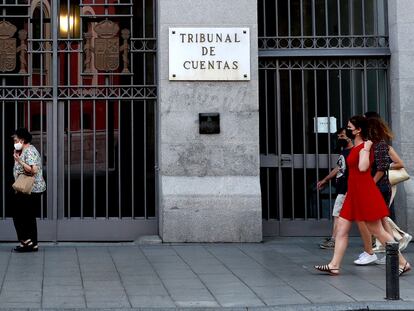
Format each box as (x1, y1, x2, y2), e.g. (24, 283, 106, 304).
(83, 20, 130, 73)
(0, 21, 17, 72)
(0, 21, 28, 74)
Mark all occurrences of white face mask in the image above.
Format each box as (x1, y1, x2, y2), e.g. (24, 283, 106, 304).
(14, 142, 23, 151)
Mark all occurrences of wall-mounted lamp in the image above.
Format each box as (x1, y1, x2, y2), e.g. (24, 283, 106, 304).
(59, 3, 80, 38)
(60, 14, 74, 35)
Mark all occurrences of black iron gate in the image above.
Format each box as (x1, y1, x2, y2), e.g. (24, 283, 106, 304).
(258, 0, 390, 236)
(0, 0, 157, 241)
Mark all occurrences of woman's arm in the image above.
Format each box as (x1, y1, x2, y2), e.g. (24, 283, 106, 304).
(317, 166, 340, 190)
(389, 146, 405, 170)
(373, 171, 385, 183)
(18, 159, 38, 174)
(359, 141, 372, 172)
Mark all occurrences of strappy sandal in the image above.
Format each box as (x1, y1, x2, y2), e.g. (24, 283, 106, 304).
(314, 264, 340, 276)
(13, 239, 35, 253)
(399, 262, 411, 276)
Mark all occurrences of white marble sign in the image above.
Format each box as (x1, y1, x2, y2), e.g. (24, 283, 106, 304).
(169, 27, 250, 81)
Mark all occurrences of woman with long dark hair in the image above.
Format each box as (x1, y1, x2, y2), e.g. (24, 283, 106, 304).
(314, 116, 410, 276)
(12, 128, 46, 252)
(353, 117, 394, 265)
(355, 113, 412, 265)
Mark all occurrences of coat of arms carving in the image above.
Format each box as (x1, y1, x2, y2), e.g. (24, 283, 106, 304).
(0, 21, 17, 72)
(94, 20, 120, 71)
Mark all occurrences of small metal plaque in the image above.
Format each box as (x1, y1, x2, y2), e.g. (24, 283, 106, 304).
(169, 27, 250, 81)
(314, 117, 337, 134)
(199, 113, 220, 134)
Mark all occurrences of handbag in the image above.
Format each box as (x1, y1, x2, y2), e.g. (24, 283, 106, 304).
(12, 173, 35, 194)
(388, 168, 410, 186)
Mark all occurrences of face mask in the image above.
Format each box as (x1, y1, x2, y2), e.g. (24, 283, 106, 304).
(337, 139, 348, 148)
(345, 129, 355, 139)
(14, 142, 23, 151)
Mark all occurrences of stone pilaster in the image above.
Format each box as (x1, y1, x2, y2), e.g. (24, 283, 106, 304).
(157, 0, 262, 242)
(388, 0, 414, 233)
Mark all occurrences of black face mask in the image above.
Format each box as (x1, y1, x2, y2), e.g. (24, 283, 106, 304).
(337, 138, 349, 148)
(345, 129, 355, 139)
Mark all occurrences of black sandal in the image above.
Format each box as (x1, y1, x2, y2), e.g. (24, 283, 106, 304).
(13, 240, 35, 253)
(314, 264, 340, 276)
(399, 262, 411, 276)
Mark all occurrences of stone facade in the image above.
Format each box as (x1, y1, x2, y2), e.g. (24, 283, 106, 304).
(388, 0, 414, 233)
(157, 0, 262, 242)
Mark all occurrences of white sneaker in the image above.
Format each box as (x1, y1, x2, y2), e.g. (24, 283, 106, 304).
(375, 256, 386, 265)
(399, 233, 412, 252)
(354, 251, 378, 265)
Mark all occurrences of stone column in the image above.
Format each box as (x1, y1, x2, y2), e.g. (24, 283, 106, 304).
(157, 0, 262, 242)
(388, 0, 414, 233)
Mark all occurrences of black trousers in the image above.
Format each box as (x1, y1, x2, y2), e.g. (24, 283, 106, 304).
(12, 192, 42, 245)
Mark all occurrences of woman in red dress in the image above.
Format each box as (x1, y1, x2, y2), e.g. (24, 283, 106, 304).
(315, 115, 411, 276)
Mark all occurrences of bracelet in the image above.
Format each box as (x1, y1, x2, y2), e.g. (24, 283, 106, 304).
(362, 149, 370, 152)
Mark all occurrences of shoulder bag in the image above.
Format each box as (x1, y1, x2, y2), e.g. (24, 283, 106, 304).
(12, 162, 35, 194)
(388, 168, 410, 186)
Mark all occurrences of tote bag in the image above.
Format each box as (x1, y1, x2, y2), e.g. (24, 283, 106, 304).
(388, 168, 410, 186)
(12, 174, 35, 194)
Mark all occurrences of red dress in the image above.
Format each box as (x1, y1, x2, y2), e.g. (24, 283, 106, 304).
(339, 143, 389, 221)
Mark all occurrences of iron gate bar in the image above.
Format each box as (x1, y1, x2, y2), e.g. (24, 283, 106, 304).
(288, 69, 294, 218)
(1, 81, 4, 219)
(312, 0, 316, 35)
(326, 69, 332, 218)
(314, 69, 320, 220)
(276, 60, 282, 221)
(301, 68, 307, 219)
(52, 0, 58, 240)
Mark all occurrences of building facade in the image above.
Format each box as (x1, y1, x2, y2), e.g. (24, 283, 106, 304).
(0, 0, 412, 242)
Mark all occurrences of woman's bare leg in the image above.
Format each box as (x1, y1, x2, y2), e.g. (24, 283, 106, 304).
(386, 217, 404, 240)
(357, 221, 374, 254)
(329, 217, 352, 269)
(332, 216, 338, 239)
(382, 217, 396, 239)
(365, 220, 409, 267)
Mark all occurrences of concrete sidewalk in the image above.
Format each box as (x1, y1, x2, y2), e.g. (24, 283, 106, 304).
(0, 237, 412, 310)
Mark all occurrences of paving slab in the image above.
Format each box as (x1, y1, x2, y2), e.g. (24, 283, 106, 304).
(0, 237, 411, 309)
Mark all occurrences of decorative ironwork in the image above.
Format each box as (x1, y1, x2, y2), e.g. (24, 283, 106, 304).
(0, 87, 53, 100)
(259, 58, 388, 70)
(0, 0, 29, 6)
(58, 86, 157, 100)
(79, 0, 133, 6)
(58, 40, 82, 53)
(259, 36, 389, 51)
(130, 38, 156, 53)
(0, 86, 157, 101)
(28, 40, 53, 53)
